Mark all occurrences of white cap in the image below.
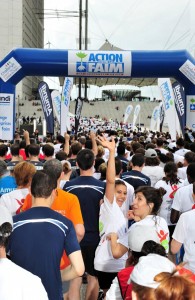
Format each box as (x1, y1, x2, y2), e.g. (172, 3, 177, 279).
(145, 148, 157, 158)
(130, 254, 175, 288)
(128, 225, 160, 252)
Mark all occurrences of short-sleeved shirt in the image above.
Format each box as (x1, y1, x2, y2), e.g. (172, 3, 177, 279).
(10, 207, 80, 300)
(172, 209, 195, 273)
(171, 184, 194, 213)
(121, 170, 151, 190)
(64, 176, 105, 246)
(0, 188, 29, 215)
(21, 188, 83, 269)
(155, 179, 184, 225)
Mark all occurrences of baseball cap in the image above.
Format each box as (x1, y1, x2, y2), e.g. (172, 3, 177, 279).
(0, 205, 13, 236)
(145, 148, 157, 158)
(130, 254, 175, 288)
(128, 225, 160, 252)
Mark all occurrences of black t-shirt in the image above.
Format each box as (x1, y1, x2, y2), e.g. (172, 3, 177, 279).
(64, 176, 105, 246)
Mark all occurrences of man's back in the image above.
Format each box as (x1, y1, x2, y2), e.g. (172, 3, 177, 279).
(121, 170, 151, 190)
(10, 207, 80, 300)
(64, 176, 105, 246)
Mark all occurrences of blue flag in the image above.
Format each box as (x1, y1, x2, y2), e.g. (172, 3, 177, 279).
(172, 81, 185, 135)
(38, 81, 54, 134)
(75, 97, 83, 133)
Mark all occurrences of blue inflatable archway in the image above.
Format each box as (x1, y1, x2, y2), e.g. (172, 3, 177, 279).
(0, 48, 195, 139)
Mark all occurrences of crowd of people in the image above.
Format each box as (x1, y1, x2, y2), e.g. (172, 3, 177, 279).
(1, 124, 195, 300)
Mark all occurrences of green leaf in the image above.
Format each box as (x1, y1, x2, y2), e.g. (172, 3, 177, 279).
(190, 98, 195, 103)
(76, 52, 88, 59)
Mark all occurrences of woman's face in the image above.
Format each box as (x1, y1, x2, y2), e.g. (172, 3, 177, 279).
(132, 192, 153, 219)
(115, 184, 127, 207)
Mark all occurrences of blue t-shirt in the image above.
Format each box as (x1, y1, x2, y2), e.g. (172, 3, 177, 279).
(10, 207, 80, 300)
(64, 176, 105, 246)
(0, 175, 17, 197)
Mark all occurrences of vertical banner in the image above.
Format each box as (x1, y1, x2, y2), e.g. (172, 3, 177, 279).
(38, 81, 54, 134)
(75, 97, 83, 133)
(158, 78, 176, 140)
(124, 104, 133, 123)
(186, 95, 195, 130)
(60, 77, 73, 135)
(0, 93, 14, 140)
(172, 81, 185, 135)
(51, 90, 61, 124)
(132, 104, 140, 129)
(150, 106, 159, 131)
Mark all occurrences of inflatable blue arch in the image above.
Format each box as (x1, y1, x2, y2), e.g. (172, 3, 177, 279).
(0, 48, 195, 139)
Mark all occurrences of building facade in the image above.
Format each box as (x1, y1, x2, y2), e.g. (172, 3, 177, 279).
(0, 0, 44, 104)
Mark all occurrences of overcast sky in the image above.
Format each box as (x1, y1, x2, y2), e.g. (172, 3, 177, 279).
(44, 0, 195, 99)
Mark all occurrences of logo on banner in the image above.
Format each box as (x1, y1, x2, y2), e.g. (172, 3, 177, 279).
(190, 98, 195, 112)
(68, 50, 132, 77)
(153, 108, 159, 121)
(0, 57, 22, 82)
(173, 84, 185, 116)
(62, 79, 72, 107)
(160, 81, 174, 110)
(39, 83, 52, 117)
(0, 96, 11, 104)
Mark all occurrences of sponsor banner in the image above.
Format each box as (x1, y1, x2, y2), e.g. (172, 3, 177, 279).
(124, 104, 133, 123)
(158, 78, 176, 140)
(172, 81, 186, 135)
(60, 77, 73, 135)
(186, 95, 195, 129)
(179, 59, 195, 85)
(75, 97, 83, 133)
(68, 50, 131, 77)
(0, 93, 14, 140)
(51, 90, 61, 124)
(132, 104, 140, 129)
(38, 81, 54, 134)
(150, 106, 159, 131)
(0, 57, 22, 82)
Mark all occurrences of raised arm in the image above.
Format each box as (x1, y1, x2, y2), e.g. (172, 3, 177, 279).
(90, 131, 98, 156)
(96, 135, 116, 204)
(63, 132, 70, 156)
(23, 129, 30, 146)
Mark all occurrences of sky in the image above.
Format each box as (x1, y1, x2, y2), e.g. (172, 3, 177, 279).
(43, 0, 195, 99)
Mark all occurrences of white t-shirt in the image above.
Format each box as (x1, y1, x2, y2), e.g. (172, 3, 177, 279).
(120, 215, 169, 253)
(0, 258, 48, 300)
(94, 196, 128, 272)
(177, 166, 187, 180)
(173, 153, 184, 164)
(142, 166, 164, 187)
(0, 188, 29, 216)
(106, 276, 122, 300)
(171, 184, 194, 213)
(172, 209, 195, 273)
(175, 148, 190, 157)
(155, 180, 184, 225)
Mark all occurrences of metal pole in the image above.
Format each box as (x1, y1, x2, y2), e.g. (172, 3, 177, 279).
(84, 0, 88, 100)
(78, 0, 82, 98)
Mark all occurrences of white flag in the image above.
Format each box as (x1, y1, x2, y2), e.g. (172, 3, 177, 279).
(124, 104, 133, 123)
(60, 77, 73, 134)
(150, 106, 160, 131)
(51, 90, 61, 124)
(132, 104, 141, 129)
(158, 78, 176, 140)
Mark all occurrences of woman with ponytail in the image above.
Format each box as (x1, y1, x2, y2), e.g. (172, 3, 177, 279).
(155, 162, 184, 238)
